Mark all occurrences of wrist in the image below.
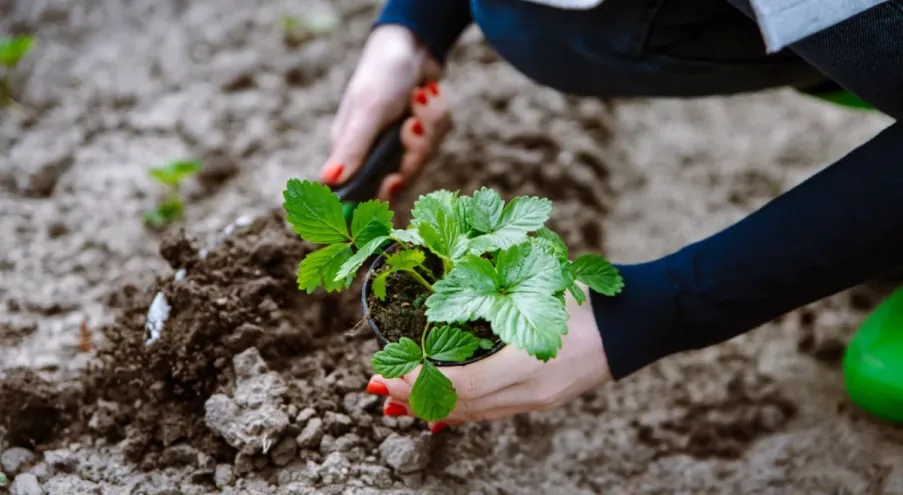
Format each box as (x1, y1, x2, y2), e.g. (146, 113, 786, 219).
(368, 25, 442, 82)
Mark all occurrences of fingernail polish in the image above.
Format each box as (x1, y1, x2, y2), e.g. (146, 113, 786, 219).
(384, 403, 407, 417)
(388, 180, 404, 200)
(320, 162, 344, 184)
(427, 81, 439, 96)
(366, 381, 389, 396)
(411, 119, 424, 136)
(430, 422, 449, 435)
(414, 89, 428, 105)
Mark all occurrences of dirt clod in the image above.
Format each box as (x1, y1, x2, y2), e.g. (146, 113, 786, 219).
(379, 433, 431, 474)
(0, 448, 37, 476)
(9, 473, 42, 495)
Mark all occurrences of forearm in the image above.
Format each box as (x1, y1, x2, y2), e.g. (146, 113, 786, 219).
(594, 121, 903, 379)
(374, 0, 473, 65)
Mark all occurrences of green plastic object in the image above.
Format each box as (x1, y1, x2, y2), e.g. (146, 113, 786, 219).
(805, 89, 875, 111)
(842, 285, 903, 423)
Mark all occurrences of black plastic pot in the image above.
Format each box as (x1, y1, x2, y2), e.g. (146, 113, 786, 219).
(361, 247, 505, 367)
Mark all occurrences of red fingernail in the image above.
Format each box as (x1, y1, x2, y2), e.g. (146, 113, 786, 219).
(366, 381, 389, 396)
(388, 180, 404, 200)
(411, 119, 424, 136)
(414, 89, 428, 105)
(320, 163, 344, 184)
(384, 403, 407, 417)
(430, 422, 449, 435)
(426, 81, 439, 96)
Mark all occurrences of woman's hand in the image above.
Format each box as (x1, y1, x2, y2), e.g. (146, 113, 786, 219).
(365, 283, 613, 433)
(319, 25, 453, 201)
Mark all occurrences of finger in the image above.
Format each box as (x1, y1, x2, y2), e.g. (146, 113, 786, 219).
(443, 380, 555, 422)
(394, 347, 532, 402)
(411, 83, 452, 147)
(322, 107, 386, 185)
(370, 374, 413, 402)
(382, 397, 411, 417)
(377, 173, 406, 202)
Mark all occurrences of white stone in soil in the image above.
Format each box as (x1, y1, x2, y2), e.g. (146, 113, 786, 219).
(378, 433, 431, 474)
(1, 448, 37, 476)
(9, 473, 42, 495)
(144, 291, 170, 346)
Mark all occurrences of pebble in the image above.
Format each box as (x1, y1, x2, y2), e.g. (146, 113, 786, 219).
(269, 437, 297, 467)
(318, 452, 350, 485)
(214, 464, 235, 489)
(9, 473, 43, 495)
(295, 407, 316, 426)
(1, 448, 37, 476)
(379, 433, 431, 474)
(296, 417, 324, 449)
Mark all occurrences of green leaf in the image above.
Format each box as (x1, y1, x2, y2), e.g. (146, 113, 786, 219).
(391, 228, 424, 246)
(426, 242, 569, 361)
(572, 254, 624, 296)
(497, 241, 567, 294)
(351, 200, 394, 248)
(409, 361, 457, 421)
(144, 197, 184, 227)
(372, 272, 389, 301)
(0, 471, 7, 487)
(283, 179, 351, 244)
(411, 190, 458, 227)
(417, 207, 468, 261)
(534, 227, 569, 262)
(567, 281, 587, 305)
(149, 160, 201, 186)
(425, 255, 498, 323)
(0, 35, 35, 67)
(425, 326, 480, 362)
(470, 196, 553, 253)
(478, 339, 495, 350)
(386, 249, 426, 271)
(297, 243, 353, 293)
(491, 294, 567, 361)
(371, 337, 423, 378)
(467, 187, 504, 233)
(334, 236, 388, 281)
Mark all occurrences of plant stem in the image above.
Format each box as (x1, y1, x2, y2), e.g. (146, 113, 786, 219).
(403, 269, 434, 293)
(441, 258, 452, 277)
(421, 322, 431, 359)
(416, 265, 436, 282)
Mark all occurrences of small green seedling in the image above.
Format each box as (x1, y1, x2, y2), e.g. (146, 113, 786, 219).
(0, 471, 7, 487)
(283, 180, 624, 421)
(280, 11, 338, 47)
(144, 160, 201, 228)
(0, 35, 35, 106)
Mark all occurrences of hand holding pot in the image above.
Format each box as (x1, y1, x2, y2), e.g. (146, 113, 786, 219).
(319, 25, 452, 201)
(366, 282, 613, 432)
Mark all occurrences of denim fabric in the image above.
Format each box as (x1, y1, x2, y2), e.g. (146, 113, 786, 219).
(470, 0, 902, 118)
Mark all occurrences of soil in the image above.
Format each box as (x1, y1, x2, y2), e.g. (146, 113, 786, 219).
(1, 0, 902, 494)
(365, 246, 499, 363)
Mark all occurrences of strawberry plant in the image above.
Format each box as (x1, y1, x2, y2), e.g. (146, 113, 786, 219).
(0, 34, 35, 106)
(282, 180, 624, 421)
(144, 160, 201, 228)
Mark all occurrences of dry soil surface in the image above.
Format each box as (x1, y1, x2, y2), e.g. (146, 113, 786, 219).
(1, 0, 901, 494)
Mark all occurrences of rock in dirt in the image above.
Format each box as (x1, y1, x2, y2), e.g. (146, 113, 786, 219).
(9, 473, 42, 495)
(214, 464, 235, 489)
(42, 475, 100, 494)
(318, 452, 351, 485)
(42, 449, 77, 473)
(355, 464, 394, 489)
(379, 433, 431, 474)
(295, 417, 324, 449)
(1, 448, 37, 476)
(204, 348, 290, 455)
(295, 407, 316, 426)
(269, 437, 297, 467)
(159, 444, 201, 468)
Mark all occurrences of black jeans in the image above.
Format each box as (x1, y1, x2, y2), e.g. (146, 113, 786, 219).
(471, 0, 903, 118)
